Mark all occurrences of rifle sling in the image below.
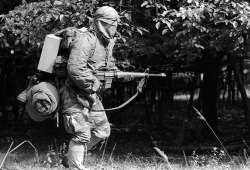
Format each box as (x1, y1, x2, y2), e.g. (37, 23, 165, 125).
(78, 78, 146, 112)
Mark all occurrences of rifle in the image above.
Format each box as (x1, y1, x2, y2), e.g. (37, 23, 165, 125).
(94, 71, 166, 89)
(77, 70, 166, 112)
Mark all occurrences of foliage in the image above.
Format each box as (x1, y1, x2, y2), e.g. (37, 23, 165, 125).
(3, 0, 250, 76)
(42, 143, 67, 168)
(189, 148, 227, 167)
(141, 0, 250, 65)
(0, 0, 97, 61)
(0, 0, 153, 71)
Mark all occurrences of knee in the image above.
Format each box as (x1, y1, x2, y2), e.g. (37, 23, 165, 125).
(93, 122, 111, 139)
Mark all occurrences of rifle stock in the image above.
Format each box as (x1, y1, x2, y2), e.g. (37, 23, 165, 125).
(94, 71, 166, 89)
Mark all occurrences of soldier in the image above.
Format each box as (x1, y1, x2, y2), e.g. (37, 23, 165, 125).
(61, 6, 130, 170)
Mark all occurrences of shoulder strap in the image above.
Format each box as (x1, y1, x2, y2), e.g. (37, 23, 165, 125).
(87, 30, 98, 58)
(85, 30, 98, 71)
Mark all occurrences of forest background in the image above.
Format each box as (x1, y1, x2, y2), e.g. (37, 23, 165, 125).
(1, 0, 250, 169)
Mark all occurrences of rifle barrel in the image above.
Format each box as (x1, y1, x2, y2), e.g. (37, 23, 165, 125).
(147, 73, 166, 77)
(116, 72, 166, 78)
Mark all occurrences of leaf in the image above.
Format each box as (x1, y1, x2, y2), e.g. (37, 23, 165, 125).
(138, 26, 149, 33)
(159, 3, 167, 10)
(71, 4, 77, 11)
(41, 15, 46, 22)
(4, 42, 9, 47)
(214, 0, 219, 4)
(182, 13, 186, 20)
(137, 28, 143, 35)
(179, 7, 186, 12)
(238, 36, 244, 44)
(126, 30, 132, 36)
(162, 29, 168, 35)
(194, 44, 204, 49)
(232, 21, 238, 28)
(124, 13, 132, 21)
(156, 22, 161, 29)
(141, 1, 148, 7)
(187, 11, 192, 18)
(53, 14, 59, 20)
(193, 13, 200, 22)
(187, 0, 193, 3)
(54, 1, 63, 6)
(161, 11, 168, 17)
(239, 15, 247, 22)
(176, 31, 183, 37)
(122, 37, 126, 43)
(231, 2, 236, 8)
(200, 27, 206, 32)
(165, 21, 171, 29)
(59, 14, 65, 21)
(15, 39, 20, 45)
(45, 15, 52, 22)
(183, 30, 187, 35)
(122, 23, 130, 27)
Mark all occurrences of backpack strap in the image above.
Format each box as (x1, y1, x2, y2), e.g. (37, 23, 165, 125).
(86, 30, 98, 60)
(54, 27, 86, 49)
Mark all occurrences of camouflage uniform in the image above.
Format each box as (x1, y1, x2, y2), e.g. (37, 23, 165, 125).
(62, 79, 111, 143)
(61, 6, 120, 170)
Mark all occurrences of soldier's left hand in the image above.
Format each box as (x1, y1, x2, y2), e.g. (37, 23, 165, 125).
(122, 75, 134, 82)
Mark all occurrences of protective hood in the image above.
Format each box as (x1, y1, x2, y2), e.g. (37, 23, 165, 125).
(93, 6, 119, 41)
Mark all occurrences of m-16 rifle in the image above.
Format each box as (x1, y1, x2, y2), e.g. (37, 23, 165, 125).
(78, 70, 166, 112)
(94, 71, 166, 89)
(89, 70, 166, 111)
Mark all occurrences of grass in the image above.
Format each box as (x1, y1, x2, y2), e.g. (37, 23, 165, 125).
(1, 153, 250, 170)
(1, 139, 250, 170)
(1, 107, 249, 170)
(1, 92, 249, 169)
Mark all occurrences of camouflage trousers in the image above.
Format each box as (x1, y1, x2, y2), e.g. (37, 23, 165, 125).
(62, 85, 110, 169)
(61, 85, 111, 143)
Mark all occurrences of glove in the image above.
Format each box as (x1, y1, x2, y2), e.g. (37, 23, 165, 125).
(122, 75, 134, 82)
(95, 83, 105, 96)
(92, 79, 102, 93)
(90, 93, 98, 106)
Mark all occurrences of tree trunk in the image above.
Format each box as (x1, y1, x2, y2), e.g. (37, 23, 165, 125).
(226, 67, 233, 107)
(201, 50, 221, 137)
(187, 75, 198, 120)
(229, 56, 250, 130)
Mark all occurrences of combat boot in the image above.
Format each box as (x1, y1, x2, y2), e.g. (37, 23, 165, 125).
(68, 140, 90, 170)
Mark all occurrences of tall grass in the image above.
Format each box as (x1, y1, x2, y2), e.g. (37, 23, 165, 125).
(0, 107, 249, 170)
(1, 148, 250, 170)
